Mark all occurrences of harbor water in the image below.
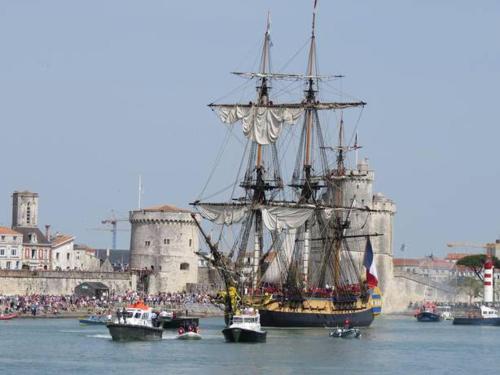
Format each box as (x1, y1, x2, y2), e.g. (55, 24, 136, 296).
(0, 315, 497, 374)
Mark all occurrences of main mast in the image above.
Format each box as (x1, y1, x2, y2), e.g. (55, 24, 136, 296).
(251, 14, 272, 289)
(299, 8, 319, 289)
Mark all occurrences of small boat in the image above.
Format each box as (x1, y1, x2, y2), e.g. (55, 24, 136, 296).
(329, 327, 361, 338)
(437, 306, 453, 320)
(453, 305, 500, 326)
(0, 312, 17, 320)
(79, 315, 110, 325)
(222, 308, 267, 343)
(106, 301, 163, 341)
(159, 311, 199, 329)
(176, 321, 202, 340)
(415, 302, 442, 322)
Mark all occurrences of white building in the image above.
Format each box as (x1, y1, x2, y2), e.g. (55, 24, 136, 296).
(0, 227, 22, 270)
(51, 234, 76, 270)
(73, 244, 101, 271)
(51, 234, 101, 271)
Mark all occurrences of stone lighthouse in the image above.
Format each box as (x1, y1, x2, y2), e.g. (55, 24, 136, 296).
(129, 205, 199, 293)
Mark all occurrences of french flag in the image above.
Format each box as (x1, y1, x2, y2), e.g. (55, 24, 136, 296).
(363, 237, 378, 288)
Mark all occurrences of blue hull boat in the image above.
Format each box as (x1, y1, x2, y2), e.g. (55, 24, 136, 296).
(79, 316, 109, 325)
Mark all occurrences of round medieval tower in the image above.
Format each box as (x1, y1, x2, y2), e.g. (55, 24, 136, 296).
(321, 158, 396, 296)
(129, 205, 199, 293)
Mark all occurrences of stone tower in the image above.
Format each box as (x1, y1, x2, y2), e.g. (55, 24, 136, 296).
(12, 191, 39, 228)
(371, 193, 396, 294)
(323, 158, 396, 294)
(129, 205, 199, 293)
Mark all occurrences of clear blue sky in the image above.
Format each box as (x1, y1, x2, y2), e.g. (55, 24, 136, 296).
(0, 0, 499, 257)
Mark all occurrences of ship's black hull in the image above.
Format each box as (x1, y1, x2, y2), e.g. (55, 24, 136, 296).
(453, 317, 500, 326)
(222, 327, 267, 343)
(416, 312, 441, 322)
(107, 323, 163, 341)
(259, 308, 374, 327)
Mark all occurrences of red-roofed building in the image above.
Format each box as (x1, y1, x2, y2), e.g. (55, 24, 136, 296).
(394, 256, 483, 282)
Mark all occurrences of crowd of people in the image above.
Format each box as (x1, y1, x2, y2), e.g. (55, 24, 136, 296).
(0, 291, 214, 317)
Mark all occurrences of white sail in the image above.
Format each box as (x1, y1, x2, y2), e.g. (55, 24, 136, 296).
(214, 105, 303, 145)
(261, 229, 297, 283)
(196, 204, 249, 225)
(261, 206, 314, 231)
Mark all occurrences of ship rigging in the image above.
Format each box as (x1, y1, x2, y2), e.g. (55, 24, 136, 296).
(192, 2, 383, 327)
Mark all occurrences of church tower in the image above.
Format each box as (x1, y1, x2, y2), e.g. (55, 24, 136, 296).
(12, 191, 39, 228)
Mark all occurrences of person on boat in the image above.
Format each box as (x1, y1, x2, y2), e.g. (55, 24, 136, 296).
(187, 325, 193, 332)
(344, 319, 352, 330)
(178, 326, 185, 335)
(116, 309, 122, 323)
(151, 311, 158, 327)
(121, 307, 127, 324)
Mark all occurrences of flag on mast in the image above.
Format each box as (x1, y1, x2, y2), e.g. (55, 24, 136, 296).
(363, 237, 378, 288)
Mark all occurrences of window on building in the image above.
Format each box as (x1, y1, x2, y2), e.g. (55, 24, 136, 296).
(180, 263, 190, 270)
(164, 239, 170, 245)
(56, 253, 60, 260)
(13, 236, 16, 241)
(26, 203, 31, 224)
(1, 235, 4, 241)
(6, 261, 11, 269)
(189, 239, 192, 247)
(145, 241, 151, 247)
(67, 253, 70, 260)
(0, 248, 4, 256)
(11, 248, 16, 256)
(31, 249, 36, 259)
(15, 261, 19, 269)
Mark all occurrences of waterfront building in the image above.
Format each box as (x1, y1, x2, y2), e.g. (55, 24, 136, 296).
(51, 236, 101, 271)
(129, 205, 199, 293)
(11, 191, 52, 270)
(0, 227, 22, 270)
(51, 234, 75, 270)
(393, 255, 486, 281)
(72, 244, 101, 271)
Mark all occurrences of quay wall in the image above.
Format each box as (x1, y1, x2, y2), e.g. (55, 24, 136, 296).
(0, 270, 136, 295)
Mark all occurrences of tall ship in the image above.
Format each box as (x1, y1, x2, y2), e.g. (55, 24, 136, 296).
(192, 2, 383, 327)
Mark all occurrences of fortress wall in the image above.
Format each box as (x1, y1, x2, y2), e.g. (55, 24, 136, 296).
(383, 272, 468, 313)
(0, 270, 135, 295)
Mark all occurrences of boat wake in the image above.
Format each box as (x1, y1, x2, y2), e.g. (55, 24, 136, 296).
(87, 334, 112, 339)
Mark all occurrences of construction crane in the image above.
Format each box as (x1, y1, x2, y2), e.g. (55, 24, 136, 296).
(447, 241, 500, 257)
(90, 211, 129, 250)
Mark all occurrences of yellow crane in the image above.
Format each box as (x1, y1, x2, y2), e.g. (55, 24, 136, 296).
(447, 241, 500, 257)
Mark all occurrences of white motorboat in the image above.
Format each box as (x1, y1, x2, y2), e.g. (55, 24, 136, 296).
(107, 301, 163, 341)
(222, 308, 267, 343)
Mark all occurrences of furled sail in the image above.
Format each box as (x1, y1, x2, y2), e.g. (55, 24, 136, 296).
(196, 204, 249, 225)
(213, 105, 304, 145)
(261, 229, 297, 283)
(261, 206, 314, 231)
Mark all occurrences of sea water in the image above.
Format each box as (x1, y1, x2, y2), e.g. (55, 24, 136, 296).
(0, 315, 497, 374)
